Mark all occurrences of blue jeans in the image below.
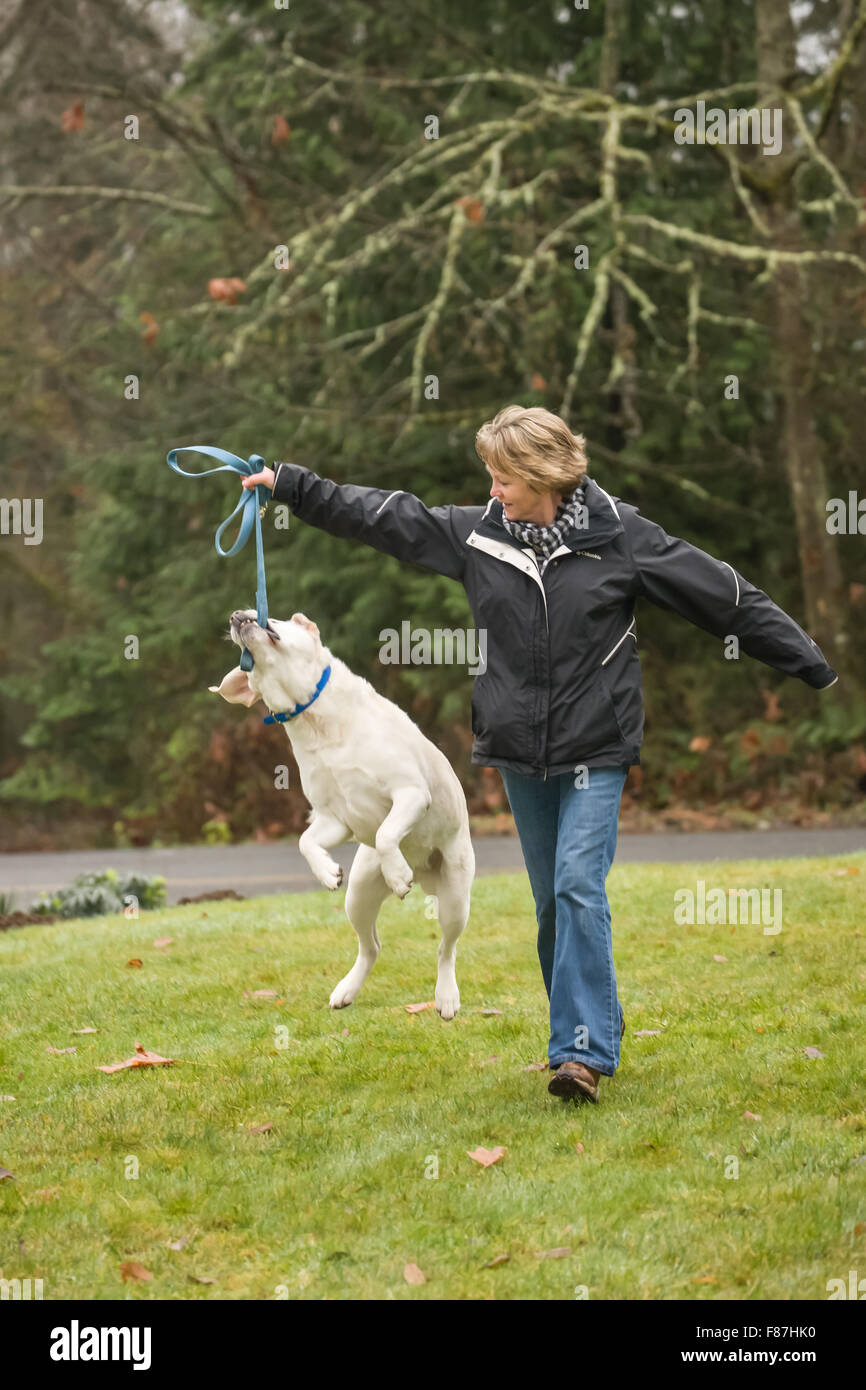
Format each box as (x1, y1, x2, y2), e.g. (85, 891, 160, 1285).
(499, 766, 628, 1076)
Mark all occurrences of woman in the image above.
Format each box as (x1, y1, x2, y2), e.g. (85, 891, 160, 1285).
(242, 405, 838, 1105)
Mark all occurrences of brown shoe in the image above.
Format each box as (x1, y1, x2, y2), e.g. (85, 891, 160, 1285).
(548, 1060, 600, 1103)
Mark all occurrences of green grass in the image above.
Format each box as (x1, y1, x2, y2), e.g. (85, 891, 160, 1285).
(1, 853, 864, 1301)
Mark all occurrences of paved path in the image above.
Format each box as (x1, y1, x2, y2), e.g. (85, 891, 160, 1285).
(2, 828, 863, 906)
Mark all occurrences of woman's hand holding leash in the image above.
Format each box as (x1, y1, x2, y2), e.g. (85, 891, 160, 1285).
(242, 467, 275, 492)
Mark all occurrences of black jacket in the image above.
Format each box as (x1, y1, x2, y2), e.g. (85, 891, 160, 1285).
(271, 463, 838, 779)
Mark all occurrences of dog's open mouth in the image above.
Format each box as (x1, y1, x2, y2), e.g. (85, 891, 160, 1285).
(231, 613, 281, 643)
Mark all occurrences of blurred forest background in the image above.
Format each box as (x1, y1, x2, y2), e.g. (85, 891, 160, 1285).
(0, 0, 864, 852)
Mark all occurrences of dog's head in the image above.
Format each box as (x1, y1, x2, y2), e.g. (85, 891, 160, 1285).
(209, 611, 326, 714)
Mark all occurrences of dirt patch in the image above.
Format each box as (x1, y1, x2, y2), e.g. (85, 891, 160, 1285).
(176, 890, 246, 905)
(0, 911, 62, 931)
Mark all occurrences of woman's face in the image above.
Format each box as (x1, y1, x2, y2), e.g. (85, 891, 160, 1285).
(485, 464, 561, 525)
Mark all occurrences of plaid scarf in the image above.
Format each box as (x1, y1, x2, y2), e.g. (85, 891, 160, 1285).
(500, 480, 588, 573)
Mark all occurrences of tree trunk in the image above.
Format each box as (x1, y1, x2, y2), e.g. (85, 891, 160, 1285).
(755, 0, 851, 681)
(599, 0, 641, 448)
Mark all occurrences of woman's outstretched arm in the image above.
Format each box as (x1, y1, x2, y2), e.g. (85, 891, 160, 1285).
(624, 506, 838, 690)
(244, 462, 473, 580)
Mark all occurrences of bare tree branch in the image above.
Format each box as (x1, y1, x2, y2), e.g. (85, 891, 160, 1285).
(0, 184, 214, 216)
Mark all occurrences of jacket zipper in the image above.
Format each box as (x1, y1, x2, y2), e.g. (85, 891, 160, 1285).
(531, 551, 551, 780)
(465, 534, 553, 777)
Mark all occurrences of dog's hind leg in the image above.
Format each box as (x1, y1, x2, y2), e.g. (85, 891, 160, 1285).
(329, 844, 390, 1010)
(419, 846, 474, 1022)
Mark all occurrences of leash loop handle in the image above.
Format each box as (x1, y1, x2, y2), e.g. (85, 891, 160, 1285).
(166, 445, 271, 671)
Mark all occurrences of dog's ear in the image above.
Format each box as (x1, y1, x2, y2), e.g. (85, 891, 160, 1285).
(291, 612, 320, 641)
(208, 667, 261, 707)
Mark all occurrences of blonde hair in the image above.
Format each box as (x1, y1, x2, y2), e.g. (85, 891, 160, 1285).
(474, 405, 588, 493)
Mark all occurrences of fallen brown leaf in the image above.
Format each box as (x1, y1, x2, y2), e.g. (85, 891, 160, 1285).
(467, 1146, 506, 1167)
(535, 1246, 571, 1259)
(0, 1165, 14, 1181)
(404, 1001, 434, 1013)
(126, 959, 143, 969)
(692, 1275, 716, 1284)
(73, 1027, 99, 1035)
(744, 1110, 762, 1122)
(713, 955, 728, 963)
(188, 1274, 217, 1284)
(485, 1253, 510, 1267)
(804, 1046, 826, 1059)
(153, 937, 174, 949)
(523, 1060, 548, 1071)
(480, 1008, 503, 1017)
(98, 1042, 177, 1074)
(403, 1262, 426, 1285)
(120, 1261, 152, 1282)
(46, 1045, 76, 1055)
(248, 1122, 273, 1135)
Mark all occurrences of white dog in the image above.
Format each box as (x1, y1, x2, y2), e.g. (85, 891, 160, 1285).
(210, 610, 475, 1019)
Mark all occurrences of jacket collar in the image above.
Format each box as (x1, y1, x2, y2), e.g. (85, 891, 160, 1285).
(471, 475, 624, 554)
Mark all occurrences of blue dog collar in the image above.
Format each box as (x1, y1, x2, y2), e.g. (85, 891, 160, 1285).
(263, 664, 332, 724)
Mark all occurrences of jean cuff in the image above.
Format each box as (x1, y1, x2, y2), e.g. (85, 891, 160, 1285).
(549, 1055, 614, 1077)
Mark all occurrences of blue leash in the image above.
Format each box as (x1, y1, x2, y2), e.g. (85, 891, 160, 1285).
(166, 444, 334, 724)
(166, 445, 270, 672)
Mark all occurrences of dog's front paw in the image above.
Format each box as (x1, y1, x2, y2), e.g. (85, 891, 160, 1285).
(384, 866, 413, 899)
(317, 859, 344, 891)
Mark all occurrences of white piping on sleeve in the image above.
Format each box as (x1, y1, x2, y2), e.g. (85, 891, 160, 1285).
(375, 490, 403, 515)
(721, 560, 740, 606)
